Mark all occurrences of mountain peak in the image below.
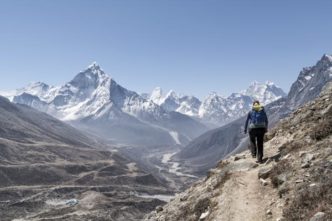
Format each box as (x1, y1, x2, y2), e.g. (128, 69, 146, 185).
(152, 87, 163, 95)
(21, 81, 50, 94)
(207, 91, 220, 97)
(66, 63, 112, 98)
(249, 80, 260, 86)
(87, 61, 100, 69)
(314, 54, 332, 69)
(243, 81, 286, 104)
(150, 87, 164, 104)
(165, 90, 177, 98)
(321, 54, 332, 63)
(75, 62, 110, 82)
(265, 80, 275, 86)
(84, 61, 108, 77)
(27, 81, 49, 87)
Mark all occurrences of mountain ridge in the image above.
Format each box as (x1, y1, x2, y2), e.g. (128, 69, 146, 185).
(146, 81, 286, 127)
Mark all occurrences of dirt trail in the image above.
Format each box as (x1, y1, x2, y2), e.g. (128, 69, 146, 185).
(214, 169, 265, 221)
(209, 147, 284, 221)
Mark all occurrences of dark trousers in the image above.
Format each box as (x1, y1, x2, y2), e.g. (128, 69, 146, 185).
(249, 128, 266, 161)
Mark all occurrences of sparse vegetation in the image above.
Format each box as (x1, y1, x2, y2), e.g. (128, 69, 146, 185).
(194, 197, 210, 217)
(311, 119, 332, 141)
(283, 162, 332, 221)
(269, 159, 291, 188)
(279, 140, 305, 156)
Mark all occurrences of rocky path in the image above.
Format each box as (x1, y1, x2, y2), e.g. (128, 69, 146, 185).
(209, 146, 284, 221)
(212, 166, 271, 221)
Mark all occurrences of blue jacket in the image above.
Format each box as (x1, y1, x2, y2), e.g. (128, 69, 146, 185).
(244, 107, 268, 133)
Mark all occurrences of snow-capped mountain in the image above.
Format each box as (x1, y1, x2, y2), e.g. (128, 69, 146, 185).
(198, 81, 286, 126)
(242, 81, 286, 104)
(146, 81, 286, 127)
(8, 63, 207, 146)
(177, 96, 202, 117)
(147, 87, 202, 116)
(198, 92, 254, 126)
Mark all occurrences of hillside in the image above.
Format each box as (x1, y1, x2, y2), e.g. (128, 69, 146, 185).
(145, 82, 332, 221)
(0, 96, 171, 221)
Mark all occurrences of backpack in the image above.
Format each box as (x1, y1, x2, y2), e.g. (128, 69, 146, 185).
(250, 109, 267, 128)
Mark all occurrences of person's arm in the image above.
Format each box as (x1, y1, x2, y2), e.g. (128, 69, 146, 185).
(264, 110, 269, 131)
(244, 112, 251, 134)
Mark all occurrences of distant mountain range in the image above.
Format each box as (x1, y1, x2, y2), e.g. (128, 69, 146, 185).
(175, 54, 332, 175)
(1, 63, 285, 147)
(145, 81, 285, 127)
(3, 63, 206, 146)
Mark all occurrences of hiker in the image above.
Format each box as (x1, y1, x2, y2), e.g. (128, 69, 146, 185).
(244, 100, 268, 163)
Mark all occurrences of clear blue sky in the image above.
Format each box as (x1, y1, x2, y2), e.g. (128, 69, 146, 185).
(1, 0, 331, 98)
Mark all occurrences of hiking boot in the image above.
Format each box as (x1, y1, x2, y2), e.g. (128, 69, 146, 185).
(256, 159, 263, 164)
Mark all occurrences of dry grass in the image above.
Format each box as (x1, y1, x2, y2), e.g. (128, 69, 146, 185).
(310, 120, 332, 141)
(310, 105, 332, 141)
(283, 162, 332, 221)
(278, 140, 305, 156)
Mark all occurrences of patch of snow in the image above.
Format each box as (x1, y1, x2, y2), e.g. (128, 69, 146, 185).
(304, 75, 312, 81)
(0, 90, 16, 101)
(150, 87, 164, 105)
(162, 152, 176, 164)
(87, 61, 99, 69)
(169, 131, 181, 145)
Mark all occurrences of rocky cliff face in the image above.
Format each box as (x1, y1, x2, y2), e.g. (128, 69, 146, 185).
(287, 54, 332, 109)
(145, 82, 332, 221)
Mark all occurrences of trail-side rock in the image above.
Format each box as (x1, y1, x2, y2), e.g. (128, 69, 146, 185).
(266, 209, 272, 215)
(309, 212, 326, 221)
(260, 178, 269, 186)
(258, 166, 273, 179)
(156, 206, 164, 213)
